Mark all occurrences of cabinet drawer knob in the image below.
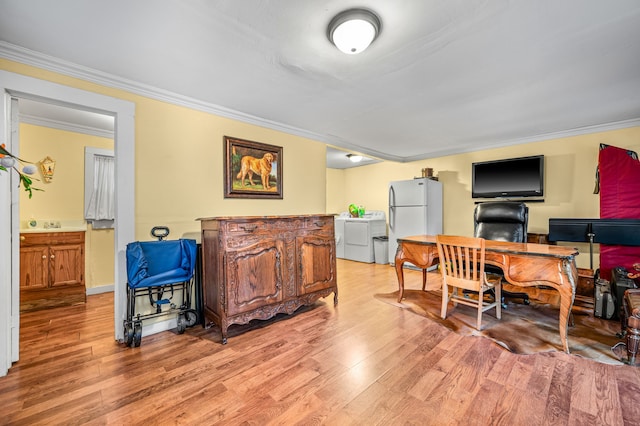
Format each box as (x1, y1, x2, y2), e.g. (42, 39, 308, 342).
(42, 255, 47, 259)
(50, 254, 55, 259)
(20, 236, 25, 241)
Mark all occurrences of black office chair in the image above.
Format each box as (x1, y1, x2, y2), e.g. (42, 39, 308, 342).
(474, 201, 530, 307)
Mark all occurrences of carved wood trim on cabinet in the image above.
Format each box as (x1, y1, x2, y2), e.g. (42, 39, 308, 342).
(199, 215, 338, 343)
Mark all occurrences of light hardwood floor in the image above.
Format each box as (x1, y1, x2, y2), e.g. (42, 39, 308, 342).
(2, 259, 640, 425)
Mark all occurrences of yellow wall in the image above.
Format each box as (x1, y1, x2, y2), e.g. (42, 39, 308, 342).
(327, 126, 640, 269)
(326, 168, 346, 215)
(5, 58, 640, 274)
(85, 224, 115, 289)
(18, 124, 115, 289)
(133, 102, 327, 236)
(1, 59, 328, 245)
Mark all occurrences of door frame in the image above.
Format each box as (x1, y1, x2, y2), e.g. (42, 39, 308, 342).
(0, 70, 135, 377)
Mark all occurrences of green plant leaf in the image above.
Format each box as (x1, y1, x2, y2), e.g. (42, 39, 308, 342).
(1, 144, 44, 198)
(18, 173, 42, 199)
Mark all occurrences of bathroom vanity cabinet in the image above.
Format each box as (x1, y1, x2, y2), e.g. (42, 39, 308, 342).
(19, 231, 86, 311)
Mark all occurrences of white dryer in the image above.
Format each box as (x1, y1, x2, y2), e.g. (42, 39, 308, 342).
(342, 210, 387, 263)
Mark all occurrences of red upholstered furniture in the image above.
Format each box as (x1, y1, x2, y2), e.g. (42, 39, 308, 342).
(598, 145, 640, 281)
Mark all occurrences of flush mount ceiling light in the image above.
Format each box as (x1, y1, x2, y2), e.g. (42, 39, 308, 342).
(328, 8, 381, 54)
(346, 154, 363, 163)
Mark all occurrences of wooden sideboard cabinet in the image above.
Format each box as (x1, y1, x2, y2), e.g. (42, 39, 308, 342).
(20, 231, 86, 311)
(527, 232, 554, 245)
(199, 215, 338, 343)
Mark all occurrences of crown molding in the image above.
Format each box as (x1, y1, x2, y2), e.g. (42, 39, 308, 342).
(401, 117, 640, 163)
(3, 41, 638, 164)
(0, 41, 346, 148)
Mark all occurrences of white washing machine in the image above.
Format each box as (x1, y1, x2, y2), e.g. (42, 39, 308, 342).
(342, 210, 387, 263)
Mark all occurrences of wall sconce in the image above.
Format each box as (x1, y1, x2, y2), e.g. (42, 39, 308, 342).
(328, 9, 381, 54)
(39, 156, 55, 183)
(347, 154, 363, 163)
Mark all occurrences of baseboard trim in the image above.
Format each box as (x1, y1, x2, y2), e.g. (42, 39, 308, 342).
(86, 284, 115, 295)
(141, 318, 177, 338)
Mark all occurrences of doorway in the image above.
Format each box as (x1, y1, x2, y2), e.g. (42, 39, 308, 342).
(0, 70, 135, 377)
(17, 98, 115, 311)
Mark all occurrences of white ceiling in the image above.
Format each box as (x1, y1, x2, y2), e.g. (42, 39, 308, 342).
(17, 99, 115, 139)
(2, 0, 640, 168)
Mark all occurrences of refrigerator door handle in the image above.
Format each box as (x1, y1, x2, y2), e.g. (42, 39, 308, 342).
(389, 185, 395, 232)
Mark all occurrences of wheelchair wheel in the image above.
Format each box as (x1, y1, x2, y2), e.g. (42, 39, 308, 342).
(124, 323, 134, 347)
(184, 309, 198, 327)
(132, 322, 142, 347)
(177, 313, 186, 334)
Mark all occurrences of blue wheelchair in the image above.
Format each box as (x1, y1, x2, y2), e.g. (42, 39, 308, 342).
(124, 227, 198, 347)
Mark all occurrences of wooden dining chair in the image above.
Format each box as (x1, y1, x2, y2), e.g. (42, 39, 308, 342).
(436, 235, 502, 330)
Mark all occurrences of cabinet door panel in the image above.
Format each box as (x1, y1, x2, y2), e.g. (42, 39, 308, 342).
(50, 244, 84, 287)
(297, 235, 336, 294)
(20, 246, 49, 289)
(226, 240, 285, 316)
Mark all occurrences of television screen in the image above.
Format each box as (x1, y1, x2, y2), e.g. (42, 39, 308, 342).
(472, 155, 544, 199)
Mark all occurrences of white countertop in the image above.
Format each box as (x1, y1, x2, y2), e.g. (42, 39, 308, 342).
(20, 220, 87, 233)
(20, 226, 87, 234)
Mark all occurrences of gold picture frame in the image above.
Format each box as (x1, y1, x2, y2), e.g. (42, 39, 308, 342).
(39, 156, 55, 183)
(224, 136, 283, 199)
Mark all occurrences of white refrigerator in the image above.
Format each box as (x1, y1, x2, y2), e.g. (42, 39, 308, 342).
(388, 178, 443, 265)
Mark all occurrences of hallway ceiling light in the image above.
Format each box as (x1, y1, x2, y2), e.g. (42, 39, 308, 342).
(328, 9, 381, 54)
(347, 154, 363, 163)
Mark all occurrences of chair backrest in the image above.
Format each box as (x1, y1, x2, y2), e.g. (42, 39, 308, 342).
(436, 235, 486, 292)
(474, 201, 528, 243)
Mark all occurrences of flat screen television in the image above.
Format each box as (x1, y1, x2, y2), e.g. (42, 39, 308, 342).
(472, 155, 544, 199)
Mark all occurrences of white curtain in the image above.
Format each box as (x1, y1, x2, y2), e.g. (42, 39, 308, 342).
(85, 154, 114, 228)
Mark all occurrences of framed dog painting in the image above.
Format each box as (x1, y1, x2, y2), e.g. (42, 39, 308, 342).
(224, 136, 283, 199)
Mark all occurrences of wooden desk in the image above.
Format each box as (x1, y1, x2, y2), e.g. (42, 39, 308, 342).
(395, 235, 579, 353)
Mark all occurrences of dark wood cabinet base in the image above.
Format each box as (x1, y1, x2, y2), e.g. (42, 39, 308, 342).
(210, 287, 337, 344)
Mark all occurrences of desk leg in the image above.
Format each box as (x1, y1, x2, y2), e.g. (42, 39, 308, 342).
(395, 241, 438, 302)
(557, 260, 577, 353)
(496, 255, 577, 353)
(558, 287, 573, 353)
(558, 262, 577, 353)
(396, 259, 406, 302)
(395, 260, 429, 301)
(422, 269, 427, 291)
